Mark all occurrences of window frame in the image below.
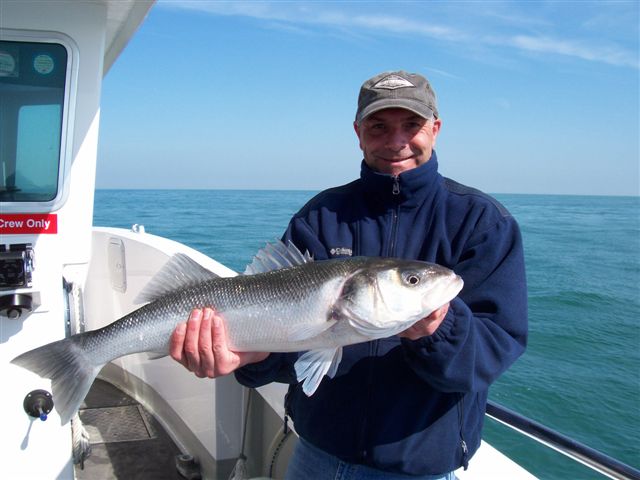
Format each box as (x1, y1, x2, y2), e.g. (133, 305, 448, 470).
(0, 30, 78, 213)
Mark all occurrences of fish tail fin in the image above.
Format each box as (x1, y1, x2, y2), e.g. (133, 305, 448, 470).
(11, 336, 101, 425)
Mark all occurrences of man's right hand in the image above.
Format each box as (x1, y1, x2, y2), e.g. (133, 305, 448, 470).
(170, 307, 269, 378)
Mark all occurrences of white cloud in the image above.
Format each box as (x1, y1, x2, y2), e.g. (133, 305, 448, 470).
(508, 35, 639, 69)
(158, 0, 639, 70)
(349, 14, 466, 41)
(424, 67, 463, 80)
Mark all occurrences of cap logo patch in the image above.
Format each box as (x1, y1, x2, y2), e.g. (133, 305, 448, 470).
(372, 74, 415, 90)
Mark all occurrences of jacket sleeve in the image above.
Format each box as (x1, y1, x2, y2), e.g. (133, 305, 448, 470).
(234, 351, 298, 388)
(401, 214, 528, 393)
(234, 217, 320, 388)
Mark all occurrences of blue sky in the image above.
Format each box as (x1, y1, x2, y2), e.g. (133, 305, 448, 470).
(96, 1, 639, 196)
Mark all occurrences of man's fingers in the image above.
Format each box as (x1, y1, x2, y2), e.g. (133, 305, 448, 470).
(184, 309, 203, 374)
(211, 311, 236, 376)
(171, 308, 269, 378)
(169, 322, 187, 366)
(432, 303, 449, 320)
(399, 303, 451, 340)
(198, 308, 215, 377)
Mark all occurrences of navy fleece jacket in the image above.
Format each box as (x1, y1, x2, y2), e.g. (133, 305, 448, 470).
(235, 153, 528, 475)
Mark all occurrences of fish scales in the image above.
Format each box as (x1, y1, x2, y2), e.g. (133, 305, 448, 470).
(11, 241, 464, 424)
(76, 259, 354, 364)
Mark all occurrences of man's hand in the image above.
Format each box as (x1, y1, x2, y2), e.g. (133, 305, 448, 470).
(398, 303, 450, 340)
(170, 307, 269, 378)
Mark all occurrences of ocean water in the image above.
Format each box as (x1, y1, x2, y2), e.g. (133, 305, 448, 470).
(93, 190, 640, 479)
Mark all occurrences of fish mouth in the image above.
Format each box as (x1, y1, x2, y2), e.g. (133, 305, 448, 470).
(443, 273, 464, 296)
(422, 273, 464, 311)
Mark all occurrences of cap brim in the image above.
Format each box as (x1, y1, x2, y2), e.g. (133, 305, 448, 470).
(356, 98, 435, 123)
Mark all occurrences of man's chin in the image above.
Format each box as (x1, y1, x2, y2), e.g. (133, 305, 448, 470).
(382, 159, 418, 176)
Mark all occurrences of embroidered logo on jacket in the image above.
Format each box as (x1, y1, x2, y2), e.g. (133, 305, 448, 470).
(329, 247, 353, 257)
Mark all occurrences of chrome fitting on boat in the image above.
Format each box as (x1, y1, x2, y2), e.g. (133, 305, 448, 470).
(0, 244, 34, 290)
(0, 244, 35, 318)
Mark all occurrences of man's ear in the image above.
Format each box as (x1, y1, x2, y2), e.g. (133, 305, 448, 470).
(432, 118, 442, 137)
(353, 121, 364, 151)
(431, 118, 442, 147)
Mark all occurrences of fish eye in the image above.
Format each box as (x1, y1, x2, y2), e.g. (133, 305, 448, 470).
(405, 273, 421, 285)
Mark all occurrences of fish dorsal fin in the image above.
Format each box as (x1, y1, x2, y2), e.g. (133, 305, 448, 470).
(243, 240, 313, 275)
(134, 253, 219, 304)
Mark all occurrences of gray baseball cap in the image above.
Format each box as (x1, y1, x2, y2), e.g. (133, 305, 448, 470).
(355, 70, 438, 124)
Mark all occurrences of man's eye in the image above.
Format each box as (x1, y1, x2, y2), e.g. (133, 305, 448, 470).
(366, 124, 386, 135)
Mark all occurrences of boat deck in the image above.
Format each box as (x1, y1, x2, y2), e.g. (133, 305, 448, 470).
(74, 379, 190, 480)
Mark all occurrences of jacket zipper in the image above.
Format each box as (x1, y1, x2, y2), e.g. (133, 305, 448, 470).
(356, 175, 400, 460)
(283, 385, 293, 434)
(357, 340, 378, 461)
(457, 393, 469, 470)
(389, 176, 400, 256)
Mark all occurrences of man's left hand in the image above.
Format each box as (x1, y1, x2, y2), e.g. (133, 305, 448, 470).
(398, 303, 450, 340)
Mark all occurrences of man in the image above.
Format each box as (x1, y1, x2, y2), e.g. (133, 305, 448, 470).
(170, 71, 528, 479)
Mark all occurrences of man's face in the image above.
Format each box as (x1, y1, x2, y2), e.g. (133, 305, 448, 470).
(354, 108, 441, 176)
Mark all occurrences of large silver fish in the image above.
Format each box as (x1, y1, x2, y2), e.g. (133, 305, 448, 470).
(12, 241, 463, 424)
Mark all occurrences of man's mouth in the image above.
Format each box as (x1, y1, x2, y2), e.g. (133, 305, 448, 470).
(379, 156, 413, 163)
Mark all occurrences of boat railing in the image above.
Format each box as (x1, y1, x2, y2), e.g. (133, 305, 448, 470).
(487, 401, 640, 480)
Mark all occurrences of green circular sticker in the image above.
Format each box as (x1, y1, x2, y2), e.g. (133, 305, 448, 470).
(33, 54, 54, 74)
(0, 52, 16, 76)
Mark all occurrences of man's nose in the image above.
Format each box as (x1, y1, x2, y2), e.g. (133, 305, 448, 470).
(385, 127, 409, 150)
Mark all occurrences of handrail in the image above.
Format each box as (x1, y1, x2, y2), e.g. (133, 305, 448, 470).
(486, 401, 640, 480)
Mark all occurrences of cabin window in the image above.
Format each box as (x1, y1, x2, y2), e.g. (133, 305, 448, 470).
(0, 40, 68, 204)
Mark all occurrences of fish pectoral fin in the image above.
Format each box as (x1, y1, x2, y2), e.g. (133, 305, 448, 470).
(325, 347, 343, 378)
(287, 320, 337, 342)
(294, 347, 343, 396)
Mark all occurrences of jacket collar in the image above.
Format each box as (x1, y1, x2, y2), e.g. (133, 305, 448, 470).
(360, 151, 441, 208)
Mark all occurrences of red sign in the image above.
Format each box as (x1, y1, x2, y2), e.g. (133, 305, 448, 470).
(0, 214, 58, 234)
